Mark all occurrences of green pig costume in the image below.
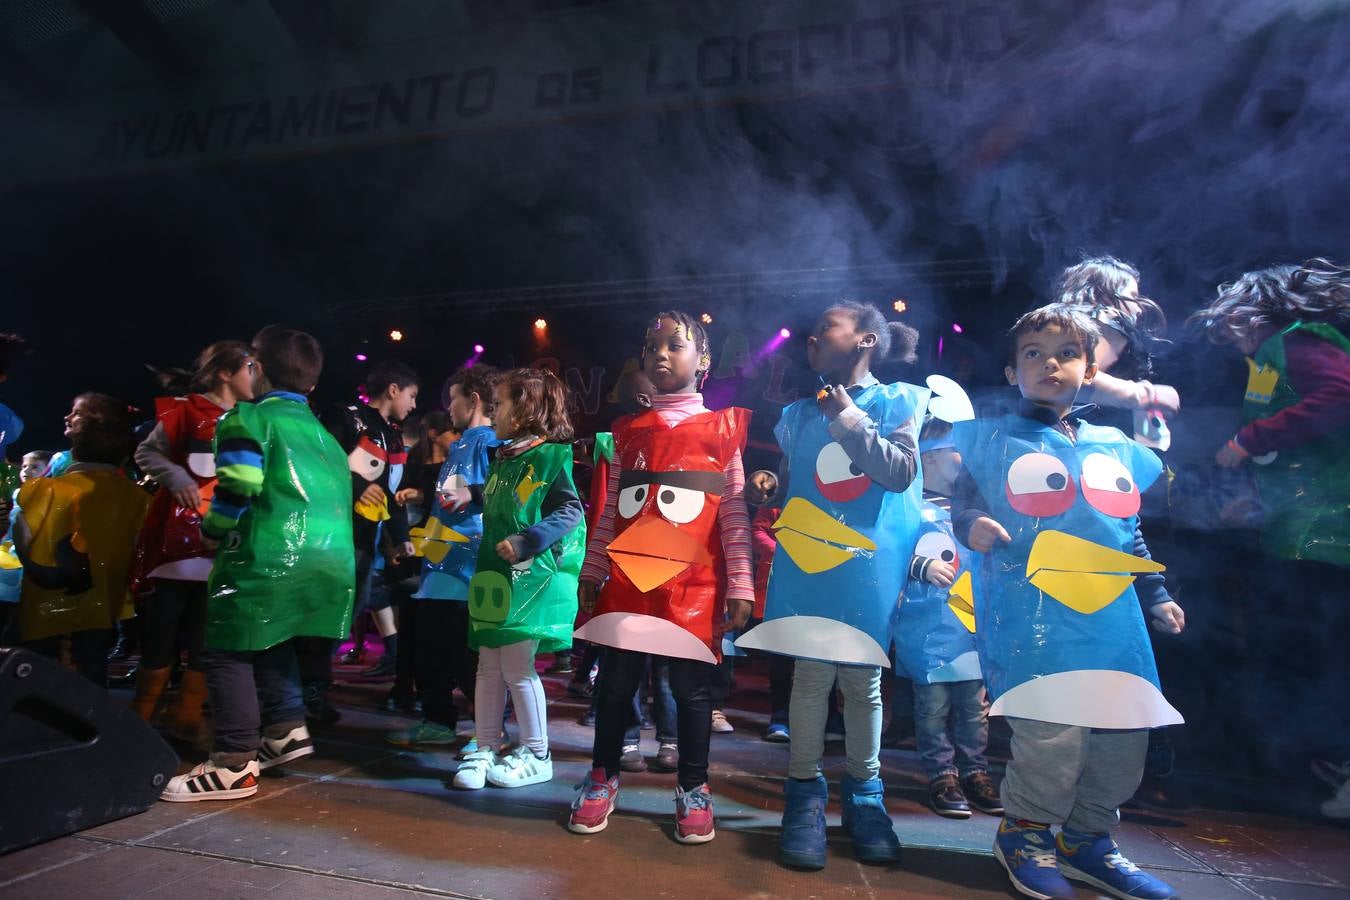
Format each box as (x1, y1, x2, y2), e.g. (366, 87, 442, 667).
(468, 441, 585, 653)
(1242, 322, 1350, 567)
(202, 391, 356, 650)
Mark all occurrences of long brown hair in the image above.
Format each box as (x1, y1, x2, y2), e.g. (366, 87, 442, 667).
(500, 367, 574, 443)
(189, 340, 253, 393)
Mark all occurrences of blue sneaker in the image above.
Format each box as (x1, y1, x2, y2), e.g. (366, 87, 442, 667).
(779, 775, 827, 869)
(764, 723, 790, 743)
(1058, 831, 1178, 899)
(994, 818, 1075, 900)
(839, 775, 901, 864)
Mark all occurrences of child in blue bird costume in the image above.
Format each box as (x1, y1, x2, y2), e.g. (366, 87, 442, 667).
(741, 302, 925, 871)
(953, 304, 1184, 900)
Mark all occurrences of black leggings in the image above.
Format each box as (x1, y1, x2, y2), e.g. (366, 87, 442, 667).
(595, 648, 714, 791)
(412, 601, 478, 727)
(140, 578, 207, 670)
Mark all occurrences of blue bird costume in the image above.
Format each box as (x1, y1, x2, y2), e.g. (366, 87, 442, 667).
(952, 414, 1182, 729)
(412, 425, 501, 601)
(893, 498, 981, 683)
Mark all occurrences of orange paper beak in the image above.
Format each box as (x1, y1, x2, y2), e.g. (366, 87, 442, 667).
(607, 515, 714, 593)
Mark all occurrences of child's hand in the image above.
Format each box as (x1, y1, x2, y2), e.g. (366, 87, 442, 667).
(727, 598, 752, 629)
(359, 483, 386, 507)
(816, 384, 855, 419)
(745, 470, 777, 506)
(967, 516, 1012, 552)
(496, 538, 519, 564)
(1146, 384, 1181, 415)
(394, 488, 422, 505)
(171, 483, 202, 511)
(1150, 601, 1185, 634)
(925, 560, 957, 587)
(578, 579, 600, 614)
(1215, 438, 1249, 468)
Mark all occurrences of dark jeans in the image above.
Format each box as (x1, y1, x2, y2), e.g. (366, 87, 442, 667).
(413, 600, 478, 727)
(203, 640, 306, 763)
(709, 654, 733, 710)
(613, 655, 677, 744)
(769, 652, 794, 726)
(25, 628, 115, 686)
(140, 578, 207, 670)
(392, 580, 418, 701)
(595, 648, 713, 791)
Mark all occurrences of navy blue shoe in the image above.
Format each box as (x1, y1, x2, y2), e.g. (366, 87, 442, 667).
(779, 775, 828, 869)
(994, 818, 1075, 899)
(839, 775, 901, 864)
(764, 722, 790, 743)
(1058, 831, 1178, 898)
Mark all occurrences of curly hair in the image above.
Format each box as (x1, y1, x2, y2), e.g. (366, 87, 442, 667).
(1057, 256, 1168, 379)
(499, 367, 574, 443)
(1188, 257, 1350, 346)
(448, 363, 501, 415)
(829, 300, 920, 365)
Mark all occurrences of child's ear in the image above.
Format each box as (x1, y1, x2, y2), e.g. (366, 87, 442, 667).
(1004, 366, 1018, 385)
(859, 331, 879, 350)
(1082, 362, 1098, 385)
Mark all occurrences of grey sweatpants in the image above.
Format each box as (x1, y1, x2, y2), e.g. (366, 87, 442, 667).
(1001, 717, 1148, 834)
(787, 658, 882, 781)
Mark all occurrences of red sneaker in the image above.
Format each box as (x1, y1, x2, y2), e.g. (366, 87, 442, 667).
(674, 783, 716, 844)
(568, 767, 620, 834)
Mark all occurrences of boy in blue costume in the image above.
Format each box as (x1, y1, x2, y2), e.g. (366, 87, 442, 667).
(953, 304, 1184, 900)
(895, 416, 1000, 820)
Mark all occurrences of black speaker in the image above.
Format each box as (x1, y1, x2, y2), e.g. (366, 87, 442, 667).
(0, 647, 180, 855)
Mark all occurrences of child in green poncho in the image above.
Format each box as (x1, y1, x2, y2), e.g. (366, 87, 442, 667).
(453, 368, 585, 791)
(161, 326, 355, 803)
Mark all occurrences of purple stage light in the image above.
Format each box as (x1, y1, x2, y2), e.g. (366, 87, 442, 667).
(779, 327, 792, 339)
(473, 343, 484, 354)
(355, 353, 368, 362)
(952, 323, 964, 334)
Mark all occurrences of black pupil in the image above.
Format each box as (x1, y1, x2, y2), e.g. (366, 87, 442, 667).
(1115, 477, 1131, 492)
(848, 464, 861, 477)
(941, 550, 955, 562)
(635, 488, 646, 502)
(369, 460, 379, 468)
(1046, 472, 1067, 490)
(660, 489, 676, 504)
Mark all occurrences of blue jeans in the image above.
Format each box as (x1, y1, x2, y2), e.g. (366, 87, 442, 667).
(203, 640, 306, 764)
(913, 679, 990, 780)
(618, 655, 678, 744)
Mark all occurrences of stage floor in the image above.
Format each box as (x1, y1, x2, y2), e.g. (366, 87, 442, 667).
(2, 658, 1348, 899)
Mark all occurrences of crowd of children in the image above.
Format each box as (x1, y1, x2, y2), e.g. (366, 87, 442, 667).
(1, 253, 1348, 900)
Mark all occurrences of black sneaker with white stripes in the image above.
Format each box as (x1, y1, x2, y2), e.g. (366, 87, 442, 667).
(160, 759, 260, 802)
(258, 724, 315, 770)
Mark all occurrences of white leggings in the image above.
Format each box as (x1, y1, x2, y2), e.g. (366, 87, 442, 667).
(475, 639, 547, 756)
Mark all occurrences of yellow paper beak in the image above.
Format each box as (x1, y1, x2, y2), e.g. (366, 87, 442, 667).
(355, 495, 390, 523)
(947, 570, 976, 633)
(410, 520, 469, 563)
(772, 497, 877, 575)
(1026, 530, 1165, 615)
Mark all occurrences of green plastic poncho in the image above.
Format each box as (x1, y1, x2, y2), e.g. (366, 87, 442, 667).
(206, 394, 356, 651)
(468, 441, 584, 653)
(1243, 322, 1350, 567)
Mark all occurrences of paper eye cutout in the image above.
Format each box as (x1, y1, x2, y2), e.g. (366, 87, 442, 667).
(186, 452, 216, 479)
(1005, 452, 1076, 517)
(656, 484, 706, 524)
(915, 531, 960, 573)
(617, 484, 651, 520)
(1080, 452, 1140, 518)
(814, 441, 870, 503)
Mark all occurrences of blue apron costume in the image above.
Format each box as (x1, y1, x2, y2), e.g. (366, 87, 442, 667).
(952, 415, 1182, 729)
(412, 425, 501, 600)
(737, 381, 927, 666)
(894, 499, 981, 683)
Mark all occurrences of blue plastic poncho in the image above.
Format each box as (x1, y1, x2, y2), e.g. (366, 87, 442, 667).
(893, 498, 981, 683)
(413, 425, 501, 601)
(952, 415, 1182, 729)
(737, 381, 927, 666)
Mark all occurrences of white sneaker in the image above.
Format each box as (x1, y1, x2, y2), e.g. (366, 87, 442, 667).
(1321, 777, 1350, 819)
(453, 749, 496, 790)
(161, 759, 259, 802)
(486, 746, 553, 788)
(258, 724, 315, 770)
(710, 710, 734, 734)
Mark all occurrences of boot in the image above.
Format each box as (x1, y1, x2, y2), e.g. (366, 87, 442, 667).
(163, 668, 209, 744)
(130, 666, 172, 721)
(840, 774, 902, 864)
(779, 775, 828, 870)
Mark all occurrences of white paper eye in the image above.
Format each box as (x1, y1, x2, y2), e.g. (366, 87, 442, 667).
(617, 484, 651, 520)
(814, 441, 870, 503)
(349, 446, 386, 480)
(1080, 452, 1140, 518)
(1005, 452, 1076, 517)
(915, 531, 959, 568)
(655, 484, 706, 524)
(186, 452, 216, 479)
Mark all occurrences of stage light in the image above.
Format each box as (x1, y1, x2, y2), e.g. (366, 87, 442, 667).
(389, 329, 404, 342)
(355, 353, 368, 362)
(892, 299, 907, 313)
(700, 313, 713, 325)
(473, 343, 484, 354)
(779, 327, 792, 339)
(534, 318, 548, 330)
(951, 323, 964, 334)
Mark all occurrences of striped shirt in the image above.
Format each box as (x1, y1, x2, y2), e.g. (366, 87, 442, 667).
(580, 393, 754, 602)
